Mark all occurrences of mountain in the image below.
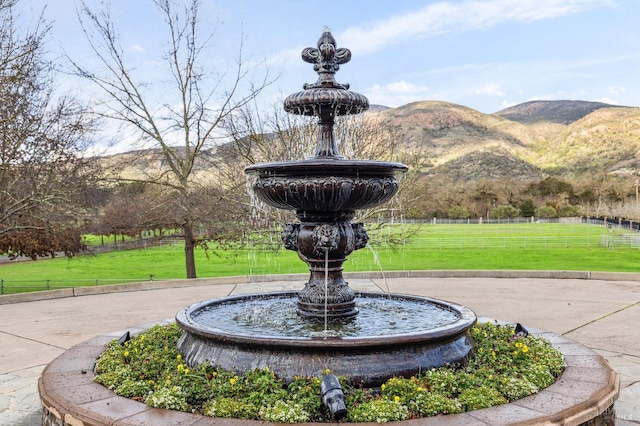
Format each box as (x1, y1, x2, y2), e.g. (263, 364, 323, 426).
(535, 106, 640, 174)
(368, 99, 640, 181)
(369, 100, 540, 181)
(494, 100, 617, 125)
(102, 99, 640, 184)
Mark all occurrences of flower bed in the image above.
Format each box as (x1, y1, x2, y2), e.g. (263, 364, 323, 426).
(93, 321, 564, 423)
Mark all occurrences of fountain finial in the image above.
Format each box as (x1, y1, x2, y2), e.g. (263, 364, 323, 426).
(284, 30, 369, 157)
(302, 28, 351, 90)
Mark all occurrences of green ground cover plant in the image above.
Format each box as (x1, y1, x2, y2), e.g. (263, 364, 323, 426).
(94, 321, 564, 422)
(2, 223, 640, 294)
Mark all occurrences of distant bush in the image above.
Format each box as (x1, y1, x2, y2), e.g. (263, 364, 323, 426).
(557, 205, 582, 217)
(519, 199, 536, 217)
(448, 206, 470, 219)
(535, 206, 557, 218)
(490, 205, 519, 219)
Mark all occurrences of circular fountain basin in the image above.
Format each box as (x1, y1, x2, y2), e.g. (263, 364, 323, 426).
(245, 158, 408, 214)
(176, 291, 476, 386)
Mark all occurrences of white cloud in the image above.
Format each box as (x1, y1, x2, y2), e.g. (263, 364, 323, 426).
(499, 100, 519, 110)
(473, 83, 505, 97)
(365, 80, 430, 107)
(340, 0, 613, 55)
(591, 97, 619, 105)
(607, 86, 626, 95)
(130, 44, 146, 53)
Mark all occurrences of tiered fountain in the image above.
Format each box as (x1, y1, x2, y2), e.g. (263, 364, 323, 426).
(38, 29, 620, 426)
(175, 30, 477, 386)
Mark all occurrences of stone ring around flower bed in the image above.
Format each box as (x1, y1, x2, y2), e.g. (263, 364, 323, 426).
(39, 318, 619, 426)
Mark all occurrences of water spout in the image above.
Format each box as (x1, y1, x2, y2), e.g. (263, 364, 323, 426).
(321, 374, 347, 421)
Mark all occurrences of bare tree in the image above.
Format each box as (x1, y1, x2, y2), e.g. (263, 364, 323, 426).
(0, 0, 96, 259)
(73, 0, 272, 278)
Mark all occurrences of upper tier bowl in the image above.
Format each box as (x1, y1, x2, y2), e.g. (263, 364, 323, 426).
(245, 158, 408, 214)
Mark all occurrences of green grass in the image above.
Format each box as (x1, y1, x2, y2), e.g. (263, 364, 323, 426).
(2, 223, 640, 294)
(347, 223, 640, 272)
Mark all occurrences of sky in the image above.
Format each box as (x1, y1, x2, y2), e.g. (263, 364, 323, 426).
(15, 0, 640, 149)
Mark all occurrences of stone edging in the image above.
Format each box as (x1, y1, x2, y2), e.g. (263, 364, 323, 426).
(6, 269, 640, 306)
(39, 319, 619, 426)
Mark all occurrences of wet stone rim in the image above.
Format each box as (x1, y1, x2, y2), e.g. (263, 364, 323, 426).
(38, 318, 619, 426)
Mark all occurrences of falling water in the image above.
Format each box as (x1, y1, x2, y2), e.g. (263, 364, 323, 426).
(366, 245, 391, 298)
(324, 248, 329, 335)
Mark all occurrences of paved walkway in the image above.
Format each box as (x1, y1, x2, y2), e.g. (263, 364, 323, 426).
(1, 275, 639, 425)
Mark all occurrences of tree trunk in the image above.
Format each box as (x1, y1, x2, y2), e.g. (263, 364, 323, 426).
(184, 221, 197, 279)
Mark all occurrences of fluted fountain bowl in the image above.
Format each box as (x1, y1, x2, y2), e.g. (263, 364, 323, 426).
(245, 158, 408, 216)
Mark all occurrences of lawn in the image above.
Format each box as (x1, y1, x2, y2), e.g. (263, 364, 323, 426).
(2, 222, 640, 294)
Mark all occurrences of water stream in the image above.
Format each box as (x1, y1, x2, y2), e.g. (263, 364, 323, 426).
(366, 245, 391, 298)
(324, 248, 329, 334)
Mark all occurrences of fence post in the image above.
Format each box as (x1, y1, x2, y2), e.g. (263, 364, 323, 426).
(0, 279, 3, 295)
(46, 279, 50, 290)
(95, 279, 99, 286)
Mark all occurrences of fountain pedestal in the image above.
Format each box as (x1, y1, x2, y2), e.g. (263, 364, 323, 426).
(283, 219, 368, 318)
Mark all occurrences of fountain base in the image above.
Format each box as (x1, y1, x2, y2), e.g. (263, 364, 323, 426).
(175, 291, 476, 386)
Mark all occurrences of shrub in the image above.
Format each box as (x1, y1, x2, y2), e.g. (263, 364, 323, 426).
(203, 397, 258, 419)
(499, 376, 539, 400)
(519, 199, 535, 217)
(259, 400, 310, 423)
(535, 205, 557, 218)
(448, 205, 470, 219)
(114, 378, 152, 398)
(458, 386, 508, 411)
(346, 398, 409, 423)
(145, 386, 189, 411)
(422, 368, 461, 397)
(558, 205, 582, 217)
(490, 205, 519, 219)
(408, 392, 463, 416)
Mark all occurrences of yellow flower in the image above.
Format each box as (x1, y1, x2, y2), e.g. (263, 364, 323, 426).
(324, 369, 331, 375)
(123, 351, 129, 357)
(522, 345, 529, 353)
(394, 396, 400, 403)
(184, 368, 189, 374)
(515, 342, 523, 348)
(381, 384, 386, 391)
(176, 354, 182, 361)
(230, 377, 237, 385)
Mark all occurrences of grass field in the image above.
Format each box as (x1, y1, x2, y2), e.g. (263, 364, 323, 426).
(2, 222, 640, 294)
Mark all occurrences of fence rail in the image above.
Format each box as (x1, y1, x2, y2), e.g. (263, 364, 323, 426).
(393, 235, 640, 250)
(0, 277, 162, 295)
(2, 217, 640, 295)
